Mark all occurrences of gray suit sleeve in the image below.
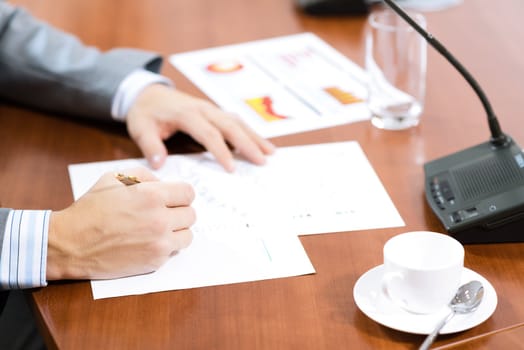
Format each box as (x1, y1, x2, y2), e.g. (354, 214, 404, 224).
(0, 2, 163, 120)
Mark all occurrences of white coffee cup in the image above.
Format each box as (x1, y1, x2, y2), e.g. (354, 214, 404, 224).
(382, 231, 464, 314)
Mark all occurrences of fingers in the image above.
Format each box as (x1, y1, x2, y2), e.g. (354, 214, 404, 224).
(151, 206, 194, 259)
(170, 229, 193, 253)
(178, 113, 237, 171)
(234, 117, 276, 156)
(178, 104, 276, 172)
(94, 168, 194, 208)
(135, 181, 195, 208)
(158, 209, 194, 257)
(210, 115, 267, 166)
(126, 85, 276, 171)
(196, 105, 276, 166)
(129, 123, 168, 170)
(213, 113, 276, 164)
(167, 206, 196, 231)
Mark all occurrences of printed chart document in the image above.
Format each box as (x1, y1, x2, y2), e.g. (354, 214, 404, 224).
(170, 33, 370, 138)
(68, 141, 404, 299)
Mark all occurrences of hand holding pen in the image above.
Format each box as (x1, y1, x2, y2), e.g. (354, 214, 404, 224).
(46, 167, 195, 281)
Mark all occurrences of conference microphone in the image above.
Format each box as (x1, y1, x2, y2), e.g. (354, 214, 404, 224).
(382, 0, 524, 243)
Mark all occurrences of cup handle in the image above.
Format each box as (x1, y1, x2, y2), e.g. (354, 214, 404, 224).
(381, 271, 404, 301)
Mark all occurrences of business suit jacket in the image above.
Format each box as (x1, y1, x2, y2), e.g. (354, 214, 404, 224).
(0, 1, 163, 119)
(0, 1, 165, 312)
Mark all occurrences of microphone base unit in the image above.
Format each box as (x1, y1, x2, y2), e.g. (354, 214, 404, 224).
(424, 137, 524, 244)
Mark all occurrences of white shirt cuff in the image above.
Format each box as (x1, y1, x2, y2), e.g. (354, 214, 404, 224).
(111, 69, 173, 121)
(0, 210, 50, 289)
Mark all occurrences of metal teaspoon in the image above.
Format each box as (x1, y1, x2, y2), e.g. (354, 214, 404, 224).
(419, 280, 484, 350)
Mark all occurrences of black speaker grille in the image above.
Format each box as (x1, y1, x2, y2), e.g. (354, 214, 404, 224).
(452, 155, 524, 201)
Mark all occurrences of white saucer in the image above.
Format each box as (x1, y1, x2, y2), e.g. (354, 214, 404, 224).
(353, 265, 497, 335)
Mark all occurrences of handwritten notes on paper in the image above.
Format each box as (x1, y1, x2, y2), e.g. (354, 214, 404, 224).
(68, 141, 404, 299)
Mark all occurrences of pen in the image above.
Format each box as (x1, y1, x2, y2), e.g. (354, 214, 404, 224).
(115, 173, 141, 186)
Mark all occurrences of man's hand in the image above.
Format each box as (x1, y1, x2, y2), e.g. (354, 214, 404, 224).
(46, 167, 195, 280)
(126, 84, 275, 171)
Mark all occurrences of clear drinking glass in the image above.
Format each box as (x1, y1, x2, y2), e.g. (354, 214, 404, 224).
(365, 9, 427, 130)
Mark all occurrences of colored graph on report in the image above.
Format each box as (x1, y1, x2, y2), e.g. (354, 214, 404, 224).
(245, 96, 289, 122)
(324, 87, 363, 105)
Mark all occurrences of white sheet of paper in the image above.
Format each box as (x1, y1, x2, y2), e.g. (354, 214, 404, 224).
(68, 141, 404, 299)
(169, 33, 371, 138)
(399, 0, 462, 12)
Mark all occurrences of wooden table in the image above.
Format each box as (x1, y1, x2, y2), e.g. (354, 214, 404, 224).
(434, 323, 524, 349)
(2, 0, 524, 348)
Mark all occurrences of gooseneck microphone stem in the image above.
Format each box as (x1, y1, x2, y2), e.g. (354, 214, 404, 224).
(382, 0, 510, 147)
